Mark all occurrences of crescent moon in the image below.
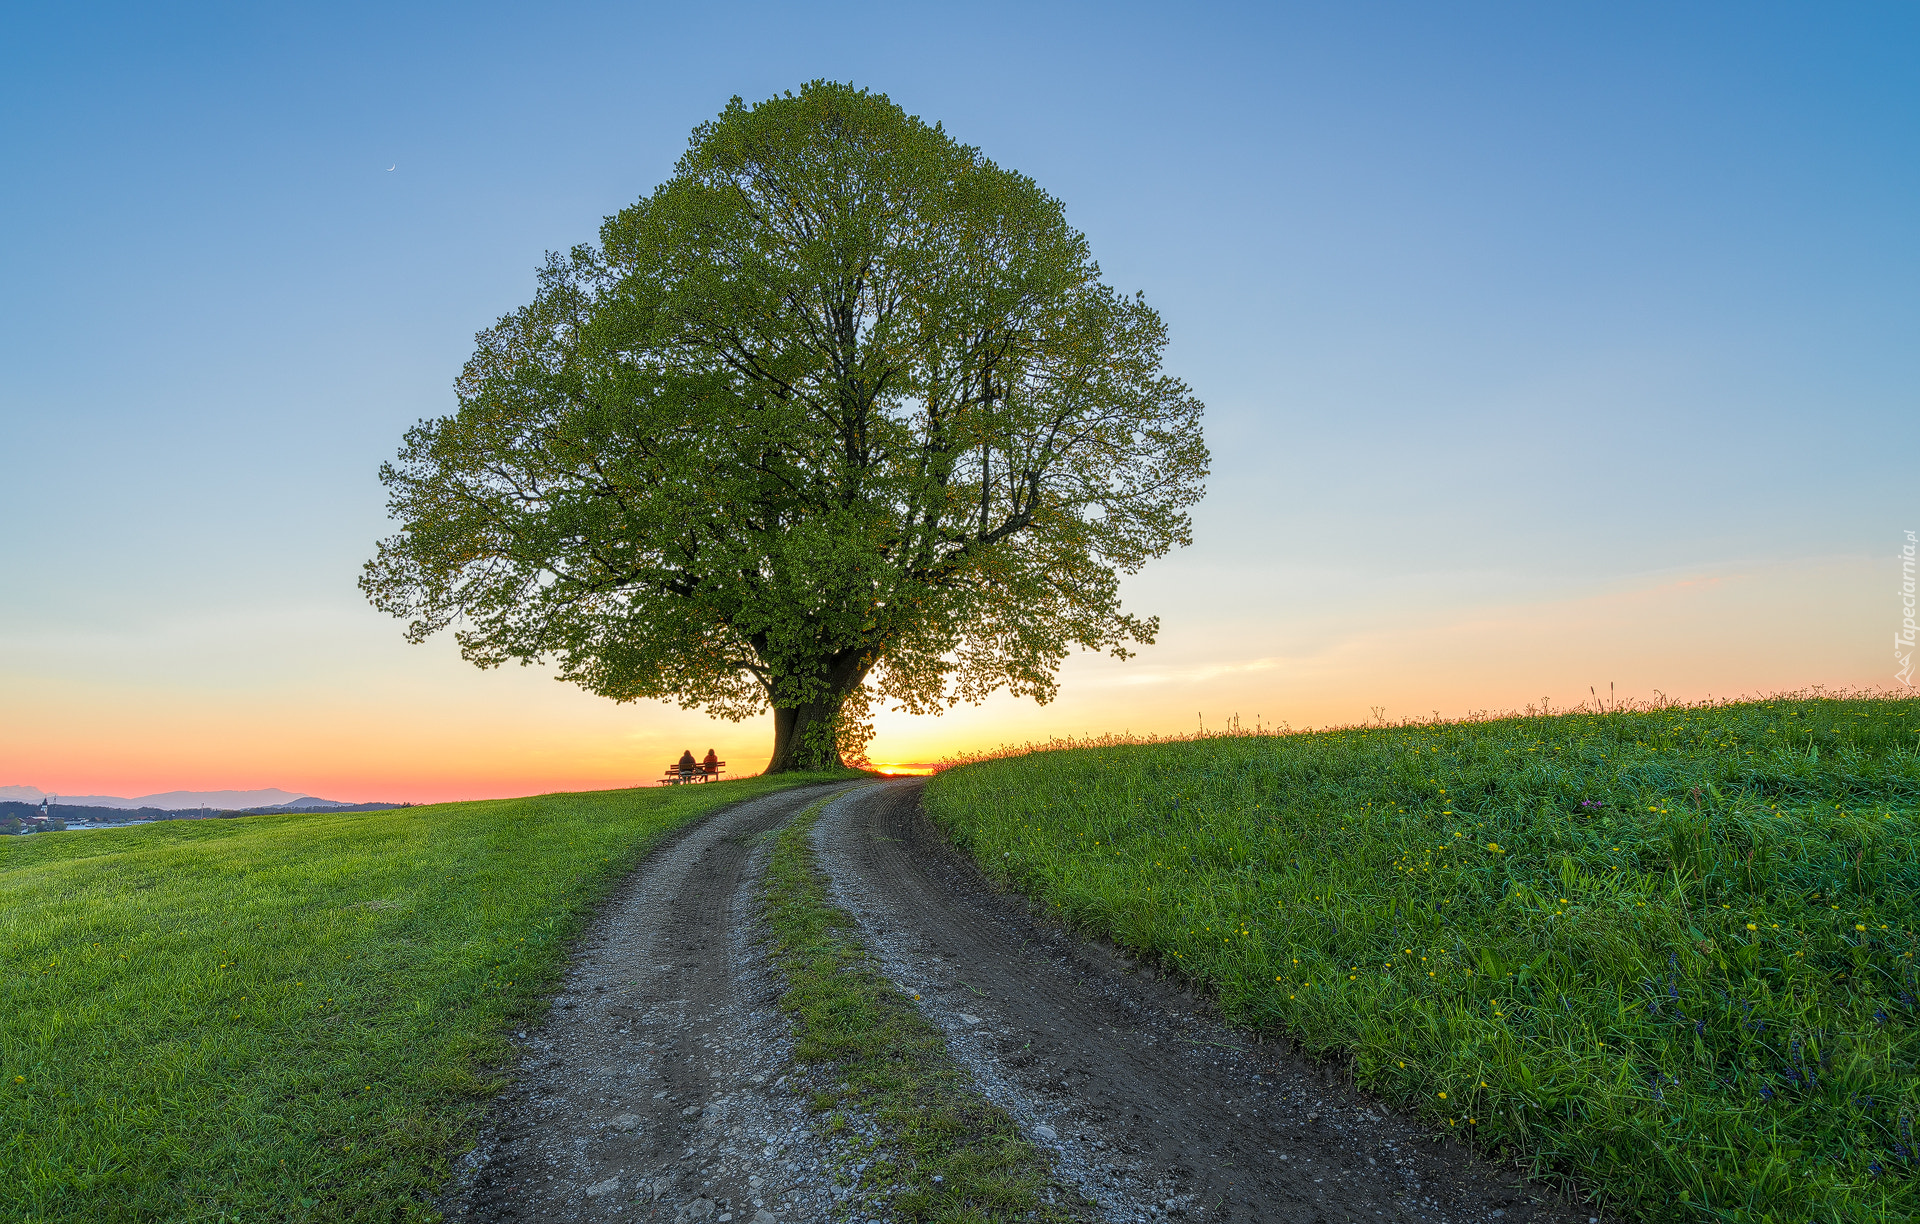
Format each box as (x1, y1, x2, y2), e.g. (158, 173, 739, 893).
(387, 165, 396, 171)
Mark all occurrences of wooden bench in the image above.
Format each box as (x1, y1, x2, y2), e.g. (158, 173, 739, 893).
(659, 752, 725, 785)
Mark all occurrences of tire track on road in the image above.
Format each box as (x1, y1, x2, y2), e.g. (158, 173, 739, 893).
(443, 779, 871, 1223)
(811, 779, 1606, 1224)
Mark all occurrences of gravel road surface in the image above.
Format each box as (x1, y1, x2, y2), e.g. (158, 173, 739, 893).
(441, 781, 868, 1223)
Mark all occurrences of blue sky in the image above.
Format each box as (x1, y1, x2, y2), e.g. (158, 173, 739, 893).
(2, 3, 1913, 797)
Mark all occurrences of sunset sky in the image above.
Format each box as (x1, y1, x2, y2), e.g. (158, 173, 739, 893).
(3, 3, 1913, 803)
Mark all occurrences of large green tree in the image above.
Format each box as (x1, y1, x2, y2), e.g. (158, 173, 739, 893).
(362, 83, 1208, 773)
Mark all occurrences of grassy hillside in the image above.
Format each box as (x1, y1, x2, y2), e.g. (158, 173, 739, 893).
(924, 696, 1920, 1224)
(0, 773, 841, 1223)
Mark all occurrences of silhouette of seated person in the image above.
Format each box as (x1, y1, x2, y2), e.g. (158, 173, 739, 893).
(701, 749, 723, 778)
(675, 749, 699, 781)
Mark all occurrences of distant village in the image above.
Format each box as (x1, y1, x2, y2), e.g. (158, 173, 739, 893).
(0, 796, 403, 835)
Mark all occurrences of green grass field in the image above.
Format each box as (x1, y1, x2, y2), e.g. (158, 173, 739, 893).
(0, 773, 841, 1223)
(924, 695, 1920, 1224)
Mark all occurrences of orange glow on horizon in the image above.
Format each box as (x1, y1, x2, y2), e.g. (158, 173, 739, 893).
(868, 762, 940, 777)
(1, 555, 1895, 805)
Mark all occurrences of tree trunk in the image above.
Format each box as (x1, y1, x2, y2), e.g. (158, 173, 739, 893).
(764, 649, 875, 774)
(766, 701, 846, 773)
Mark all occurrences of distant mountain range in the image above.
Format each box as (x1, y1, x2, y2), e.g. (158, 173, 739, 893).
(0, 785, 370, 811)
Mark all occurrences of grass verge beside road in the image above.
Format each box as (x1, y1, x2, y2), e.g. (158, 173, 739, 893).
(761, 796, 1080, 1222)
(925, 695, 1920, 1224)
(0, 773, 844, 1223)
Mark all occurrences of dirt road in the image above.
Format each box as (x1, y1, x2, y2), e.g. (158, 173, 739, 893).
(442, 780, 868, 1223)
(446, 778, 1602, 1224)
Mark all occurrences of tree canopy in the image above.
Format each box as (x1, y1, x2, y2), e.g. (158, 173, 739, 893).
(362, 82, 1209, 772)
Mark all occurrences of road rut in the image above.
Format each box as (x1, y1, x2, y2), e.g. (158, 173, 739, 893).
(810, 779, 1602, 1224)
(442, 780, 868, 1223)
